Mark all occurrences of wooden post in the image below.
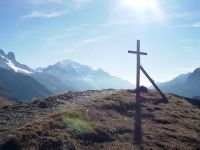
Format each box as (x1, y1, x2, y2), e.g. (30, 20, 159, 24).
(140, 65, 168, 102)
(136, 40, 140, 99)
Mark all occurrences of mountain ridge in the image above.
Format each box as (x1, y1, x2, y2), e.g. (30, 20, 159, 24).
(0, 68, 52, 101)
(0, 49, 33, 74)
(158, 67, 200, 98)
(0, 49, 134, 101)
(32, 59, 134, 92)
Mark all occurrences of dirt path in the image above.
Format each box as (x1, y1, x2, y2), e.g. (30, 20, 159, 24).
(0, 89, 118, 144)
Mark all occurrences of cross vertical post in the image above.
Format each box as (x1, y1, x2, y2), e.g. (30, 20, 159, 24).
(128, 40, 147, 102)
(136, 40, 140, 100)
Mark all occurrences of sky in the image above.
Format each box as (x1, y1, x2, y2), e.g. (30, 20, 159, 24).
(0, 0, 200, 86)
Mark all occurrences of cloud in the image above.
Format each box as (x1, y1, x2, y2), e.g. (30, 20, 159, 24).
(167, 4, 200, 21)
(28, 0, 64, 5)
(73, 0, 92, 8)
(80, 35, 108, 46)
(28, 0, 92, 7)
(24, 0, 92, 19)
(41, 24, 93, 54)
(170, 12, 193, 20)
(105, 20, 134, 26)
(81, 39, 99, 45)
(45, 24, 90, 42)
(177, 22, 200, 28)
(23, 10, 67, 18)
(181, 46, 197, 52)
(62, 48, 75, 53)
(45, 33, 70, 42)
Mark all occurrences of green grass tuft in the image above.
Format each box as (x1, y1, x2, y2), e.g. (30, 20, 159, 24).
(62, 110, 94, 133)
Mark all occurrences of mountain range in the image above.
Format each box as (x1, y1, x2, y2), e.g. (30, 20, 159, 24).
(158, 68, 200, 98)
(1, 48, 200, 101)
(0, 49, 133, 101)
(34, 60, 133, 92)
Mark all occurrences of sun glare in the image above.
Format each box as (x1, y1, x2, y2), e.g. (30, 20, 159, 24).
(118, 0, 165, 22)
(121, 0, 158, 11)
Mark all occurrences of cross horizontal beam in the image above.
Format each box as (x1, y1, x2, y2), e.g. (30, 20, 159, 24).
(128, 50, 147, 55)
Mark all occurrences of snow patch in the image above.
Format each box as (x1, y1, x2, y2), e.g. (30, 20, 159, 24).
(0, 55, 31, 74)
(6, 58, 31, 74)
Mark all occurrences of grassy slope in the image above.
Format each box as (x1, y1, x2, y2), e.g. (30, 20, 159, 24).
(1, 90, 200, 150)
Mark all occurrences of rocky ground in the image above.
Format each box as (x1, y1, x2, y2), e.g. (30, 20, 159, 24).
(0, 89, 117, 144)
(0, 89, 200, 150)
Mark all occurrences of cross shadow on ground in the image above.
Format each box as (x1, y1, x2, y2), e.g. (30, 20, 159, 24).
(134, 93, 142, 145)
(134, 90, 168, 145)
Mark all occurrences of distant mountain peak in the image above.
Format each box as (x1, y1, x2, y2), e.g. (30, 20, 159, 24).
(36, 59, 133, 91)
(61, 59, 77, 64)
(0, 49, 5, 55)
(49, 59, 92, 73)
(7, 52, 16, 61)
(158, 66, 200, 98)
(58, 59, 86, 69)
(192, 67, 200, 75)
(35, 67, 44, 73)
(0, 49, 33, 74)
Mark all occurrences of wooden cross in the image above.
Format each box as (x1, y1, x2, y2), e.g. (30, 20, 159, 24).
(128, 40, 147, 97)
(128, 40, 168, 102)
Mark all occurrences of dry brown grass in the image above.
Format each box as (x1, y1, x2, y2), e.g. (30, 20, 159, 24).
(1, 90, 200, 150)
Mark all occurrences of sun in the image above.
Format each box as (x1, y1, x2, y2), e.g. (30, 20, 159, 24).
(121, 0, 158, 12)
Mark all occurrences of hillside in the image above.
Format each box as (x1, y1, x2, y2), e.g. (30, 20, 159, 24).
(0, 68, 52, 101)
(0, 87, 14, 100)
(158, 67, 200, 98)
(31, 73, 74, 94)
(0, 89, 200, 150)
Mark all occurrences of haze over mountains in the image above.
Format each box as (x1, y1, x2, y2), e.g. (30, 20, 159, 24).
(158, 68, 200, 99)
(34, 60, 133, 92)
(0, 68, 52, 101)
(1, 48, 200, 101)
(0, 49, 133, 101)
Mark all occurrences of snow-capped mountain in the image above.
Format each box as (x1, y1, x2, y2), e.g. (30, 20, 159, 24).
(41, 59, 107, 81)
(34, 59, 134, 92)
(0, 49, 33, 74)
(0, 49, 133, 100)
(0, 49, 52, 101)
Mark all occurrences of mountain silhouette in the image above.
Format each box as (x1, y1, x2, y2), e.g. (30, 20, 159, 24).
(158, 67, 200, 98)
(0, 68, 52, 101)
(0, 49, 134, 100)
